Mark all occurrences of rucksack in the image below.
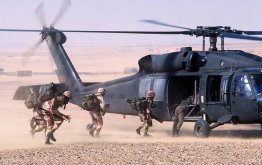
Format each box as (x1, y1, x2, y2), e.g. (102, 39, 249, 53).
(135, 97, 148, 112)
(81, 94, 100, 111)
(24, 93, 40, 109)
(128, 97, 148, 112)
(38, 82, 57, 102)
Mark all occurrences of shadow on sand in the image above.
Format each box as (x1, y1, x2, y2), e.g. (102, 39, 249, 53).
(157, 126, 262, 139)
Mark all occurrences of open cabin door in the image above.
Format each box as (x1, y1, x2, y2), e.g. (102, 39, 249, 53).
(168, 76, 201, 122)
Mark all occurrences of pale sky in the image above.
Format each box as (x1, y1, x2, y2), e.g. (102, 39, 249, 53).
(1, 0, 262, 48)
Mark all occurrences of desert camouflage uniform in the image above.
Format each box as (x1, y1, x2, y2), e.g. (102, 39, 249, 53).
(136, 97, 153, 136)
(89, 92, 105, 137)
(173, 97, 192, 136)
(30, 107, 46, 137)
(44, 96, 70, 144)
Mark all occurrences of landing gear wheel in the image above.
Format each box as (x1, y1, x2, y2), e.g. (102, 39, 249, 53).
(194, 119, 210, 138)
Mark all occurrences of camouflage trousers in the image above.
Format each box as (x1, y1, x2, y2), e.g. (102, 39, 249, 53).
(89, 110, 103, 136)
(43, 111, 64, 137)
(30, 110, 47, 135)
(137, 111, 152, 134)
(173, 105, 185, 135)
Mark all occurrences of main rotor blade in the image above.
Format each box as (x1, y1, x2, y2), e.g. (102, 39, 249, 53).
(21, 38, 44, 66)
(0, 29, 44, 32)
(141, 20, 193, 30)
(242, 31, 262, 35)
(60, 30, 193, 35)
(0, 28, 193, 35)
(51, 0, 71, 26)
(221, 32, 262, 41)
(35, 1, 47, 27)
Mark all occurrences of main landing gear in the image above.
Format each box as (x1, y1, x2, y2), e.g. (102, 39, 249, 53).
(193, 114, 232, 138)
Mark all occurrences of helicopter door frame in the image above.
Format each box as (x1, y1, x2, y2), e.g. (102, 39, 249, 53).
(230, 72, 259, 123)
(151, 76, 170, 121)
(221, 74, 232, 109)
(203, 74, 232, 122)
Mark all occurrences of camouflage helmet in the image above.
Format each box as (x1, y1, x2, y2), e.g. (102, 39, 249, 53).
(63, 91, 72, 99)
(147, 90, 155, 98)
(98, 88, 106, 94)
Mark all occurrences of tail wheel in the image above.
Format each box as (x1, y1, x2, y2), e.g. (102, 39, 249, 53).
(194, 119, 210, 138)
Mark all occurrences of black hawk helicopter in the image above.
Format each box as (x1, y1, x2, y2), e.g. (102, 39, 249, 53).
(3, 3, 262, 137)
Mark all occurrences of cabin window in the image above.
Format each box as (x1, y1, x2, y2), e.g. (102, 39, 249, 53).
(233, 75, 252, 98)
(153, 79, 166, 101)
(207, 76, 221, 102)
(139, 78, 151, 97)
(250, 74, 262, 96)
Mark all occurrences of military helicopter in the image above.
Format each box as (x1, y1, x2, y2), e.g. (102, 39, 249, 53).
(4, 2, 262, 138)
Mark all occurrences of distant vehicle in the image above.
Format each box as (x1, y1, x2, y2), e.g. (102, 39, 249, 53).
(16, 70, 32, 77)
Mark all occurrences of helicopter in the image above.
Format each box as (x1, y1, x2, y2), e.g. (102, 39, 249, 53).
(4, 2, 262, 138)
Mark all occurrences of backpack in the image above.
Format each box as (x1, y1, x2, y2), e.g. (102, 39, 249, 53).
(81, 94, 100, 111)
(127, 97, 148, 112)
(38, 82, 57, 102)
(135, 97, 148, 112)
(24, 93, 40, 109)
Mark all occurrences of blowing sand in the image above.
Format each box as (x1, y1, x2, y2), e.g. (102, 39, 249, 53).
(0, 46, 262, 164)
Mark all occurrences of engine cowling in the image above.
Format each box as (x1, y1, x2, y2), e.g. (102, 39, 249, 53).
(138, 47, 207, 72)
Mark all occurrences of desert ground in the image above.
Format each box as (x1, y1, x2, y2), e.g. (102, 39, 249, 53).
(0, 45, 262, 164)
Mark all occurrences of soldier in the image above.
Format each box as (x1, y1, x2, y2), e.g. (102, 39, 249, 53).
(44, 91, 72, 144)
(173, 96, 193, 136)
(136, 90, 155, 137)
(89, 88, 106, 137)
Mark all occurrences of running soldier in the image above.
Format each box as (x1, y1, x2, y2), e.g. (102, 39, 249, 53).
(88, 88, 106, 137)
(44, 91, 72, 144)
(136, 90, 155, 137)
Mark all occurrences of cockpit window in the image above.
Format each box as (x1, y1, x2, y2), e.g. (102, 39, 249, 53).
(250, 74, 262, 95)
(233, 75, 252, 97)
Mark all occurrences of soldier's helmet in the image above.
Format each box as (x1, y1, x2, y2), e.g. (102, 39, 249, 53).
(98, 88, 106, 94)
(147, 90, 155, 98)
(63, 91, 72, 99)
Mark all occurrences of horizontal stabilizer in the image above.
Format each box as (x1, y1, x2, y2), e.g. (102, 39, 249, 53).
(13, 82, 100, 100)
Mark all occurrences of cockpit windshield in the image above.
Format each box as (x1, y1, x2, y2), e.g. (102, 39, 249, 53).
(233, 75, 252, 97)
(250, 74, 262, 95)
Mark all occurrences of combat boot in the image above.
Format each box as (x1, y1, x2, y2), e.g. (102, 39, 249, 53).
(172, 130, 179, 137)
(95, 128, 101, 138)
(144, 132, 152, 137)
(89, 130, 94, 137)
(49, 132, 56, 142)
(30, 130, 35, 138)
(45, 136, 52, 145)
(136, 127, 141, 135)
